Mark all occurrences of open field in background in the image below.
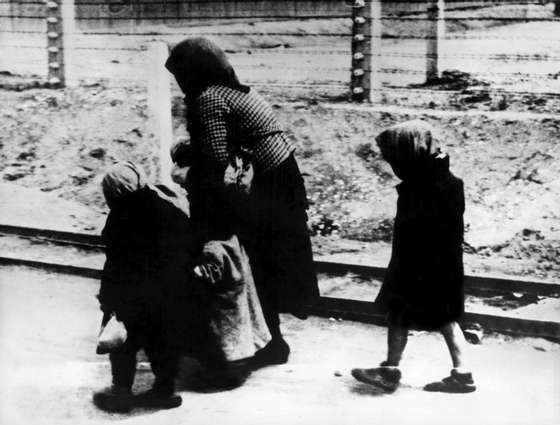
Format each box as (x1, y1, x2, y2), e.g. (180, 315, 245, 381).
(1, 2, 559, 283)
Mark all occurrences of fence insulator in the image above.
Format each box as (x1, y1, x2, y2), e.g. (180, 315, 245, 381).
(46, 2, 58, 9)
(353, 69, 365, 76)
(48, 46, 59, 53)
(47, 17, 58, 24)
(354, 16, 366, 24)
(49, 62, 60, 69)
(353, 0, 365, 8)
(49, 77, 61, 85)
(353, 52, 364, 60)
(47, 32, 59, 39)
(354, 34, 365, 42)
(352, 87, 364, 95)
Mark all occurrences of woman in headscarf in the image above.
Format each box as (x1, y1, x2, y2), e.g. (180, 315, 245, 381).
(351, 121, 476, 394)
(166, 37, 319, 366)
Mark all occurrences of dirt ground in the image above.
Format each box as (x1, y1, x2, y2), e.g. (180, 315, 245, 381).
(0, 266, 559, 425)
(1, 83, 559, 281)
(1, 3, 559, 280)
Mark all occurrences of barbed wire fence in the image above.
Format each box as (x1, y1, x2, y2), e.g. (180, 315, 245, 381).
(1, 0, 560, 102)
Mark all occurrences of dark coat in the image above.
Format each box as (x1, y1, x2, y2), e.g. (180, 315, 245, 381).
(98, 185, 195, 332)
(375, 161, 465, 330)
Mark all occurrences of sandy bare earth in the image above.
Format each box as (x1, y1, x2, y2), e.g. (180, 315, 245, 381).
(0, 265, 559, 425)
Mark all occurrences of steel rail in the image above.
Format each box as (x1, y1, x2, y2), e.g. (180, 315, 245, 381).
(0, 253, 558, 340)
(1, 224, 558, 297)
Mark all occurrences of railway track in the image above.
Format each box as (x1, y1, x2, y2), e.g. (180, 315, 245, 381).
(1, 224, 559, 341)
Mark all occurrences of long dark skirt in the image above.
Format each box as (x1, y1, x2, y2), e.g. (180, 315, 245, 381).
(241, 154, 319, 321)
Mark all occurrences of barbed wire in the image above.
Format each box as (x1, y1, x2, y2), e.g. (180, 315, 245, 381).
(2, 28, 559, 42)
(4, 42, 560, 64)
(0, 0, 547, 6)
(3, 14, 559, 22)
(0, 44, 147, 51)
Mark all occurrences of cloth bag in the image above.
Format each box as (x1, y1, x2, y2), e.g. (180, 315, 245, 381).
(96, 313, 127, 355)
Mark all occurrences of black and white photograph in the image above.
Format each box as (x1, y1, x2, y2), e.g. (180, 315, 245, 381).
(0, 1, 559, 424)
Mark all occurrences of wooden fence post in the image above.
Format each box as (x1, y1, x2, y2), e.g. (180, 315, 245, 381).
(45, 1, 64, 86)
(148, 41, 174, 187)
(350, 0, 381, 103)
(426, 0, 445, 82)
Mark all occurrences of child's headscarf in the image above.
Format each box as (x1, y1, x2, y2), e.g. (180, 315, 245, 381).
(102, 161, 148, 208)
(165, 37, 250, 100)
(375, 120, 440, 181)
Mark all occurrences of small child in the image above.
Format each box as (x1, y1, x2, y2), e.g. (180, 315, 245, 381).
(351, 120, 476, 394)
(94, 162, 194, 412)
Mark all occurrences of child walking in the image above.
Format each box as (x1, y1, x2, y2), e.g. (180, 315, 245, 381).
(351, 120, 476, 394)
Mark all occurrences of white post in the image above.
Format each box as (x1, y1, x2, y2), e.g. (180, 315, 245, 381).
(148, 41, 174, 187)
(426, 0, 445, 82)
(61, 0, 76, 86)
(368, 0, 382, 103)
(45, 1, 64, 86)
(350, 0, 381, 103)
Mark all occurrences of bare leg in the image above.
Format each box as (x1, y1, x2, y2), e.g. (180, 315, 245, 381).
(440, 321, 467, 370)
(424, 321, 476, 392)
(386, 324, 408, 366)
(351, 323, 405, 392)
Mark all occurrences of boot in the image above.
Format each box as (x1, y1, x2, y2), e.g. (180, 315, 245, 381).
(250, 338, 290, 369)
(134, 381, 182, 409)
(93, 385, 133, 413)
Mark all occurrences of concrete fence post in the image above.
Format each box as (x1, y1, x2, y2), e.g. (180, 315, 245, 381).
(148, 41, 174, 187)
(45, 1, 64, 86)
(45, 0, 74, 87)
(61, 0, 76, 86)
(350, 0, 381, 103)
(426, 0, 445, 82)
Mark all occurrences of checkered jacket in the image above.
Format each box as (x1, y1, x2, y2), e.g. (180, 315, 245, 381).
(188, 85, 295, 173)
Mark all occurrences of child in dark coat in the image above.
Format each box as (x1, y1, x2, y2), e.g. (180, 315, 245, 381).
(93, 162, 195, 412)
(351, 120, 476, 394)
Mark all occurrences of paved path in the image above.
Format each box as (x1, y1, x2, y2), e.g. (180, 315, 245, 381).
(1, 265, 559, 425)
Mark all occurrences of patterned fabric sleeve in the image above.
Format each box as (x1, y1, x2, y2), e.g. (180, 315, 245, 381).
(196, 90, 231, 166)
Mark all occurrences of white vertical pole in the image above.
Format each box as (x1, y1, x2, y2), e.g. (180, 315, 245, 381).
(46, 1, 64, 86)
(61, 0, 76, 86)
(350, 0, 381, 103)
(426, 0, 444, 82)
(148, 41, 174, 187)
(368, 0, 382, 103)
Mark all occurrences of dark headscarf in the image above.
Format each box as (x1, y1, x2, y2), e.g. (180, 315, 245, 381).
(165, 37, 250, 100)
(102, 161, 148, 208)
(376, 120, 444, 181)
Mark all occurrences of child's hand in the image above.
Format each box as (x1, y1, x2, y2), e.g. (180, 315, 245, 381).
(193, 263, 222, 285)
(171, 164, 190, 186)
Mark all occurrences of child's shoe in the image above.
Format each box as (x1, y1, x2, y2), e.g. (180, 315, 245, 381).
(351, 363, 402, 393)
(134, 385, 182, 409)
(93, 385, 134, 413)
(423, 369, 476, 393)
